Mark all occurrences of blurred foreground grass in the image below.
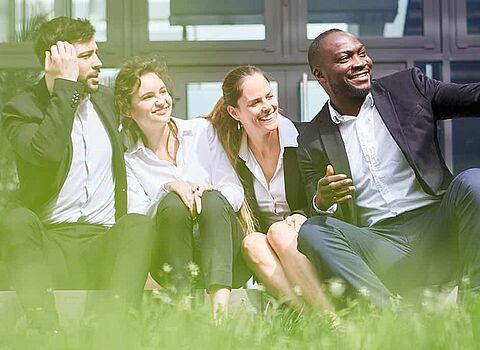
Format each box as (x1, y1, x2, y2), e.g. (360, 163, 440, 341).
(1, 288, 479, 350)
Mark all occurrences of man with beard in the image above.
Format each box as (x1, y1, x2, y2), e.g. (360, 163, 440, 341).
(0, 17, 154, 331)
(296, 29, 480, 306)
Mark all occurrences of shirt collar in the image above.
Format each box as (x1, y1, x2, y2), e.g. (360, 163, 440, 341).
(328, 92, 374, 124)
(238, 114, 298, 162)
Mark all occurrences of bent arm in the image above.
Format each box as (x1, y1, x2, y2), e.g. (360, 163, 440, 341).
(2, 79, 84, 166)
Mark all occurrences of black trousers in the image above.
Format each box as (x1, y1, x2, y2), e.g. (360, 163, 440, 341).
(0, 207, 155, 320)
(298, 169, 480, 306)
(152, 190, 251, 291)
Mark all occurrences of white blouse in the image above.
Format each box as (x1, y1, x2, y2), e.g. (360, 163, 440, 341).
(125, 117, 244, 215)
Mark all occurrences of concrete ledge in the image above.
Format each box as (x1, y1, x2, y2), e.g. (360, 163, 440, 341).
(0, 289, 265, 330)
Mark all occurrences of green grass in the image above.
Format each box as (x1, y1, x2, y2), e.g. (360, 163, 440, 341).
(1, 289, 479, 350)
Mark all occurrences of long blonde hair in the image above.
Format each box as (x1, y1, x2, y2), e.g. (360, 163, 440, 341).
(206, 65, 271, 234)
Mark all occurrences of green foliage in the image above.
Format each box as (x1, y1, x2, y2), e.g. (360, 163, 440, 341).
(0, 290, 478, 350)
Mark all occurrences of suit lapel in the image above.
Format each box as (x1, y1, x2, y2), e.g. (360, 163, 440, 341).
(372, 82, 413, 165)
(316, 104, 352, 179)
(284, 147, 300, 210)
(314, 103, 357, 224)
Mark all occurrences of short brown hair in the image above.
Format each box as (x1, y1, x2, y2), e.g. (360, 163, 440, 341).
(33, 16, 95, 66)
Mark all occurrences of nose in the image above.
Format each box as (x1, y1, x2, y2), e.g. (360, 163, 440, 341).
(92, 53, 102, 69)
(154, 95, 166, 107)
(351, 54, 366, 69)
(261, 101, 274, 114)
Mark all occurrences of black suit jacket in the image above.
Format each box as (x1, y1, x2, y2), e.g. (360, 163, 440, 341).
(1, 78, 127, 219)
(297, 67, 480, 226)
(236, 121, 308, 232)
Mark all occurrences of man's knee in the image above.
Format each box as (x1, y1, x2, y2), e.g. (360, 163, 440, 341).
(117, 213, 155, 244)
(0, 207, 43, 244)
(453, 168, 480, 193)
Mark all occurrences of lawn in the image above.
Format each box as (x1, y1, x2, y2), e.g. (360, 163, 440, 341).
(0, 284, 478, 350)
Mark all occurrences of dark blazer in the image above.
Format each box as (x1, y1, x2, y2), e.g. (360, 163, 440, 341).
(236, 121, 308, 232)
(297, 67, 480, 226)
(1, 77, 127, 219)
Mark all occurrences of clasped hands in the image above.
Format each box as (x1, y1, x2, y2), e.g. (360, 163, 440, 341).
(164, 180, 214, 216)
(315, 165, 356, 211)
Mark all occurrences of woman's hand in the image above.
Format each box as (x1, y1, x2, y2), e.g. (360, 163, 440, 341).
(164, 181, 214, 215)
(285, 214, 307, 232)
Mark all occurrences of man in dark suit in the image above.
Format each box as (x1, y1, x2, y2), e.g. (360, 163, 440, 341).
(297, 29, 480, 306)
(0, 17, 154, 331)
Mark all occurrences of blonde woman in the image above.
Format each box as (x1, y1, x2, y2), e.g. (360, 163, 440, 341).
(207, 65, 333, 313)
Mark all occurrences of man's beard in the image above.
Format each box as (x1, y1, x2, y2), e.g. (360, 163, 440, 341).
(332, 81, 370, 99)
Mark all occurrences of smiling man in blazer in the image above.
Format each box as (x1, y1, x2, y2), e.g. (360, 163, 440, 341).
(0, 17, 154, 331)
(296, 29, 480, 306)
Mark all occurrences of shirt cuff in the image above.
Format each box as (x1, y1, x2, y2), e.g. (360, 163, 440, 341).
(312, 195, 337, 215)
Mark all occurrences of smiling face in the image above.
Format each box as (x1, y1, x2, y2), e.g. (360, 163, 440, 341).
(73, 37, 102, 92)
(312, 31, 373, 100)
(129, 72, 173, 133)
(227, 72, 279, 138)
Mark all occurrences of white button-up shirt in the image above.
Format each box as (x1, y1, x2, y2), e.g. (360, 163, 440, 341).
(40, 95, 116, 226)
(239, 115, 298, 226)
(328, 93, 438, 226)
(125, 117, 244, 215)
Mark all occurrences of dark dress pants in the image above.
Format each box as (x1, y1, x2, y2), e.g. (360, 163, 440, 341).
(298, 168, 480, 306)
(152, 190, 251, 292)
(0, 209, 155, 326)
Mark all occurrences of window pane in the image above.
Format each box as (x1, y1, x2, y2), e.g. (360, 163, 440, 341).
(186, 81, 278, 119)
(72, 0, 107, 42)
(300, 81, 328, 122)
(450, 62, 480, 174)
(148, 0, 265, 41)
(306, 0, 423, 39)
(0, 0, 54, 43)
(467, 0, 480, 34)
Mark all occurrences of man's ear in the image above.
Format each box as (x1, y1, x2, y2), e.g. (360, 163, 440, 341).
(312, 67, 325, 84)
(226, 105, 239, 121)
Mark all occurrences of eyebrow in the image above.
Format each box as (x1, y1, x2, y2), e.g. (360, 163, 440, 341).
(77, 49, 95, 57)
(247, 89, 273, 104)
(139, 85, 166, 99)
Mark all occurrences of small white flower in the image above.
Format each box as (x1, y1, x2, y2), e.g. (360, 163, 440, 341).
(358, 286, 370, 298)
(162, 263, 173, 273)
(186, 261, 199, 278)
(328, 278, 346, 298)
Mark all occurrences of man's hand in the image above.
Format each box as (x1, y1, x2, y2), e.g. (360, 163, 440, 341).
(44, 41, 80, 94)
(315, 165, 355, 211)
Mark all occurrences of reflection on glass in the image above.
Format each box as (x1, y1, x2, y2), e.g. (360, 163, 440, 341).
(72, 0, 107, 42)
(300, 81, 328, 122)
(450, 62, 480, 174)
(306, 0, 423, 39)
(149, 0, 265, 41)
(467, 0, 480, 35)
(187, 81, 278, 119)
(0, 0, 54, 43)
(98, 68, 118, 88)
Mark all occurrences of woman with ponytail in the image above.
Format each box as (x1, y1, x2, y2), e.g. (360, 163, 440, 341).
(114, 56, 250, 320)
(207, 66, 333, 313)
